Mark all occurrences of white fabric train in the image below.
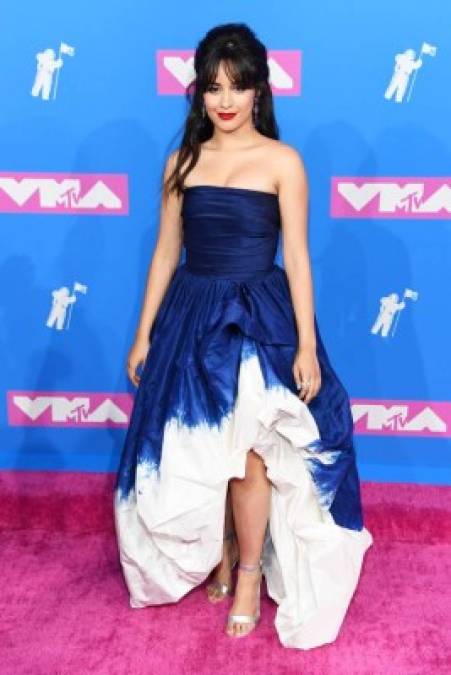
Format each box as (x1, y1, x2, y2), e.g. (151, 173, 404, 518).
(114, 345, 373, 650)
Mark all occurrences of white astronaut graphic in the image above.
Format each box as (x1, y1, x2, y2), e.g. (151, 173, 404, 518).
(46, 286, 76, 330)
(46, 281, 87, 331)
(371, 288, 418, 338)
(384, 49, 422, 103)
(31, 42, 75, 101)
(384, 42, 436, 103)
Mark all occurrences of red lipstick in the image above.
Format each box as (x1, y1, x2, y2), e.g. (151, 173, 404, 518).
(218, 112, 236, 120)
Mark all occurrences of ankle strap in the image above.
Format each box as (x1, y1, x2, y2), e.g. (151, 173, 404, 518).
(238, 560, 262, 572)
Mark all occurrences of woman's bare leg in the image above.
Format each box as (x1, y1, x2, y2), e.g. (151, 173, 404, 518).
(227, 449, 271, 636)
(206, 485, 238, 602)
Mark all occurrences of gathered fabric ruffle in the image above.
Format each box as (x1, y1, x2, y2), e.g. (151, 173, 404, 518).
(115, 262, 364, 533)
(114, 329, 373, 649)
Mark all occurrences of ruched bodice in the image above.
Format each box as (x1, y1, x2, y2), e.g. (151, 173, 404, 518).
(182, 185, 280, 281)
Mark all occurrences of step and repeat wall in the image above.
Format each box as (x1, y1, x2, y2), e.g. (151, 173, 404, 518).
(1, 1, 450, 483)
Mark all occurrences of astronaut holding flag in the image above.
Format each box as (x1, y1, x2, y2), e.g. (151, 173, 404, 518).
(30, 41, 75, 101)
(371, 287, 419, 338)
(46, 280, 88, 331)
(384, 42, 437, 103)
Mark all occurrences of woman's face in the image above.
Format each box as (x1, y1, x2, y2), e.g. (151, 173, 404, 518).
(203, 61, 256, 131)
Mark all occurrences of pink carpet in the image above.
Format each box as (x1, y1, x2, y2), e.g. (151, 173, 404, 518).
(1, 470, 451, 675)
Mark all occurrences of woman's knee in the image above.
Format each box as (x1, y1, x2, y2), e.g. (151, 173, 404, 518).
(243, 449, 268, 483)
(229, 449, 269, 491)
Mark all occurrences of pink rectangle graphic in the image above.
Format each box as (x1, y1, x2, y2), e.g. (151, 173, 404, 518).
(157, 49, 301, 96)
(331, 177, 451, 219)
(351, 398, 450, 437)
(7, 391, 134, 428)
(0, 172, 129, 215)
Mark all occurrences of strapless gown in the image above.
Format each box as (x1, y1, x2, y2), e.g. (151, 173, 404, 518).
(113, 184, 373, 650)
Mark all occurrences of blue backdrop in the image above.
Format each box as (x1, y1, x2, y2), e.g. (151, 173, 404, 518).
(1, 1, 450, 484)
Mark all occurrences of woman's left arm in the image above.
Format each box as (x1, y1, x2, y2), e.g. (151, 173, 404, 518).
(277, 145, 321, 403)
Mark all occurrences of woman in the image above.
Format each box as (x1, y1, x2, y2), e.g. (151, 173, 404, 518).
(114, 22, 373, 649)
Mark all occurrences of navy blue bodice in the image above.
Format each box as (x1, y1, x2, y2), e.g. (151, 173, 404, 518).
(182, 185, 281, 282)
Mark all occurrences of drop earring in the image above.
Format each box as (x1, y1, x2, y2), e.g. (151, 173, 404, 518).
(252, 96, 259, 125)
(202, 103, 206, 119)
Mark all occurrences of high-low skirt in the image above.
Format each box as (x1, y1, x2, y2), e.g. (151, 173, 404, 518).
(113, 262, 373, 650)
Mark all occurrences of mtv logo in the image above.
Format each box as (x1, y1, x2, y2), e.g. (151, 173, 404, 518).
(0, 172, 129, 215)
(7, 391, 134, 427)
(331, 177, 451, 219)
(351, 398, 450, 437)
(157, 49, 301, 96)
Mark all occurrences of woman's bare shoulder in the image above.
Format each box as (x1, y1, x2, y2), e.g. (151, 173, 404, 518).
(166, 147, 194, 177)
(265, 139, 305, 165)
(266, 141, 306, 190)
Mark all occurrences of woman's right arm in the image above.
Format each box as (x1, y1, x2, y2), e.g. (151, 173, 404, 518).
(127, 150, 183, 386)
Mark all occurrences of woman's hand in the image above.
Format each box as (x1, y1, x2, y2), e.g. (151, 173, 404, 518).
(292, 345, 321, 404)
(126, 335, 151, 387)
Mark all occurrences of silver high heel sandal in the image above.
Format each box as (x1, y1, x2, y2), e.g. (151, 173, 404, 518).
(206, 531, 239, 603)
(226, 560, 262, 638)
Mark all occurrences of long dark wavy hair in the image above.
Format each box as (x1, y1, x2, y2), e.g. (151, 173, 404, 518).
(163, 23, 279, 198)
